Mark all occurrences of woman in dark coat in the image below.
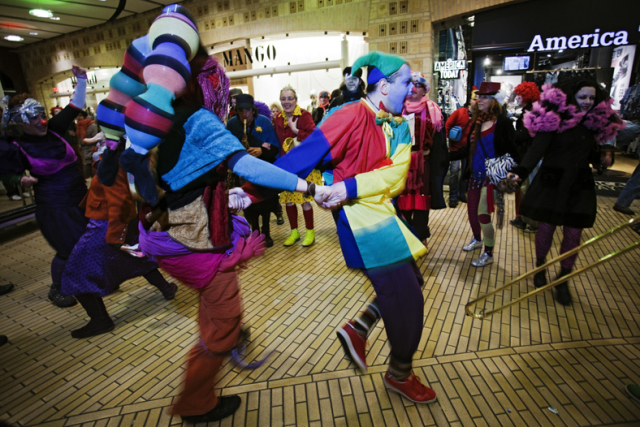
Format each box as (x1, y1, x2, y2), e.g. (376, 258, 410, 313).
(450, 82, 520, 267)
(508, 79, 624, 305)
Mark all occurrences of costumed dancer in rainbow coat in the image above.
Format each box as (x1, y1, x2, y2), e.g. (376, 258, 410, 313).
(242, 51, 436, 404)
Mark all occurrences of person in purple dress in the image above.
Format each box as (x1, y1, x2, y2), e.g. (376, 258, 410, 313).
(60, 137, 178, 338)
(2, 65, 89, 308)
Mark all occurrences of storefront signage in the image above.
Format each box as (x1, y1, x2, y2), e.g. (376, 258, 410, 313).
(221, 45, 277, 67)
(527, 29, 629, 52)
(434, 59, 466, 79)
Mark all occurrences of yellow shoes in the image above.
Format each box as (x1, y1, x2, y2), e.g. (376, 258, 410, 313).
(302, 229, 315, 247)
(283, 229, 300, 246)
(283, 229, 315, 247)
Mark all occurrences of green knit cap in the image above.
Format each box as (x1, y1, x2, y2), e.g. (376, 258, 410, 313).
(351, 51, 407, 83)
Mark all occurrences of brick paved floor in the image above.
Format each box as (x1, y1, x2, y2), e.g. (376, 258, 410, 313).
(1, 195, 639, 426)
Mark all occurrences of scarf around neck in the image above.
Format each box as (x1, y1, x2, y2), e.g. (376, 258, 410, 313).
(280, 105, 302, 127)
(403, 97, 443, 132)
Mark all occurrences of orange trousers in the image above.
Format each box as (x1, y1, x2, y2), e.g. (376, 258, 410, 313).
(169, 270, 243, 417)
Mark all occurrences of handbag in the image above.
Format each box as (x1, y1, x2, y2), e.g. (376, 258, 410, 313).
(449, 126, 463, 141)
(478, 139, 517, 187)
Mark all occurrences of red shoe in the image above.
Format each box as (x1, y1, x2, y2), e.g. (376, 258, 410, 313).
(383, 371, 437, 404)
(337, 321, 367, 372)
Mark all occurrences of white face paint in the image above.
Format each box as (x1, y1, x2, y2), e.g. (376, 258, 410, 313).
(385, 64, 414, 114)
(575, 86, 596, 112)
(345, 75, 360, 92)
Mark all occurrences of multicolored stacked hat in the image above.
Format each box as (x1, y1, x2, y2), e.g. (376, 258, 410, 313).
(95, 4, 201, 205)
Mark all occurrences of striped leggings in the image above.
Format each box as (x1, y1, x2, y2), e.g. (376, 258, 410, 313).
(535, 222, 583, 270)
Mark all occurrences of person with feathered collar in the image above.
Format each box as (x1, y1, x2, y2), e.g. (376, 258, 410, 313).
(508, 78, 624, 306)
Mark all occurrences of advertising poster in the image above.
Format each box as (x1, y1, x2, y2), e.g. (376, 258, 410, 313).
(610, 45, 636, 110)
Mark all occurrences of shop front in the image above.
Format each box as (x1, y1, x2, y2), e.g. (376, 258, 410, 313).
(433, 21, 473, 115)
(471, 0, 639, 109)
(211, 32, 368, 111)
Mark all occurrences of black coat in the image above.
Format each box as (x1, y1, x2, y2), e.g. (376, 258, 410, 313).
(510, 124, 602, 228)
(429, 126, 449, 209)
(450, 115, 520, 180)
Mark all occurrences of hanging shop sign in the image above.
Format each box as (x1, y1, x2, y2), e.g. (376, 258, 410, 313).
(219, 45, 277, 68)
(473, 0, 638, 50)
(527, 29, 630, 52)
(434, 59, 467, 79)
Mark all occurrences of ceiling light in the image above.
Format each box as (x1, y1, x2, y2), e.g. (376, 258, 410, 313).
(29, 9, 53, 18)
(50, 16, 60, 20)
(496, 69, 503, 75)
(30, 32, 38, 35)
(483, 58, 491, 66)
(4, 35, 24, 42)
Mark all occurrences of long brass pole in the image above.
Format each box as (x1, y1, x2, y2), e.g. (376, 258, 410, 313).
(465, 216, 640, 319)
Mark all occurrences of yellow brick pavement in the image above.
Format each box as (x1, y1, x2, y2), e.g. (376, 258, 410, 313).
(1, 195, 639, 426)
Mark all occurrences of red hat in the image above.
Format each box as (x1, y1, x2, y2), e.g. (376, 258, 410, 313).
(477, 82, 501, 95)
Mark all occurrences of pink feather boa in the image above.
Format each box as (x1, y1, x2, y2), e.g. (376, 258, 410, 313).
(523, 84, 625, 144)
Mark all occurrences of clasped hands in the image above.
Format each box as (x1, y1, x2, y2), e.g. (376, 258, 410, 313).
(227, 181, 348, 212)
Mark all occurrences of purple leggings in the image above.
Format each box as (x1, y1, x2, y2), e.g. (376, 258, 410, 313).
(364, 261, 424, 361)
(535, 222, 583, 270)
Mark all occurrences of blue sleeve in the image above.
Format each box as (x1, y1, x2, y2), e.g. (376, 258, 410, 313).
(344, 177, 357, 199)
(272, 127, 333, 178)
(256, 115, 280, 148)
(229, 151, 298, 192)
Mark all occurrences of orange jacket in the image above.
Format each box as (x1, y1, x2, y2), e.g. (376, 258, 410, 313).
(80, 168, 136, 244)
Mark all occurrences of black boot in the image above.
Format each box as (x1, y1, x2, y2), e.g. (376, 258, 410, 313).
(144, 269, 178, 300)
(554, 268, 573, 306)
(534, 258, 547, 288)
(48, 284, 77, 308)
(181, 395, 241, 423)
(72, 294, 115, 338)
(262, 220, 273, 248)
(275, 204, 284, 225)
